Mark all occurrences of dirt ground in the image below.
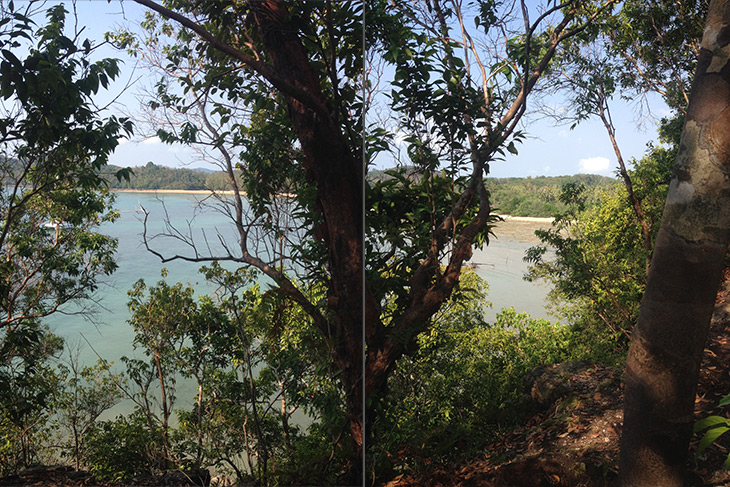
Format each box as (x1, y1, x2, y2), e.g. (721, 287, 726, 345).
(381, 270, 730, 487)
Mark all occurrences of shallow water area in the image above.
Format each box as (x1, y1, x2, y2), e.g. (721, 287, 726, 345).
(44, 195, 557, 418)
(471, 216, 554, 323)
(46, 191, 258, 417)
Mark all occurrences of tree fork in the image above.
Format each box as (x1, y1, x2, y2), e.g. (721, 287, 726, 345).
(620, 1, 730, 484)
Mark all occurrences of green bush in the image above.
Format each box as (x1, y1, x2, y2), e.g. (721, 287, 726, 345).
(525, 144, 673, 358)
(83, 413, 162, 482)
(371, 271, 588, 476)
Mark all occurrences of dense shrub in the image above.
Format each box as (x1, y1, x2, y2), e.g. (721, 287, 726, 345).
(83, 413, 162, 482)
(370, 270, 590, 477)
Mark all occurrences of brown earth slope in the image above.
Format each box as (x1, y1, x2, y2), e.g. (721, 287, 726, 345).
(382, 270, 730, 487)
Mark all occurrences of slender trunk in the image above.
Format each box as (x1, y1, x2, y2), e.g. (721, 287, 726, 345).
(154, 353, 170, 469)
(620, 2, 730, 484)
(598, 97, 653, 275)
(244, 349, 267, 484)
(196, 381, 204, 466)
(280, 382, 292, 451)
(72, 422, 80, 471)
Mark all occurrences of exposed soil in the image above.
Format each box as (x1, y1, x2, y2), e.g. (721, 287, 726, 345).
(381, 270, 730, 487)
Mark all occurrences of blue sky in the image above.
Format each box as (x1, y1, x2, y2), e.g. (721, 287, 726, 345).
(489, 98, 668, 178)
(55, 1, 668, 177)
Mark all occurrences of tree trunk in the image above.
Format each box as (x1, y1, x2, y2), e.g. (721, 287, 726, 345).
(619, 1, 730, 485)
(597, 95, 653, 276)
(250, 3, 364, 483)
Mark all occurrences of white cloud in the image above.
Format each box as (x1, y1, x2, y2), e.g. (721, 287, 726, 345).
(557, 129, 568, 138)
(579, 156, 610, 173)
(117, 137, 130, 145)
(142, 136, 162, 145)
(543, 165, 552, 173)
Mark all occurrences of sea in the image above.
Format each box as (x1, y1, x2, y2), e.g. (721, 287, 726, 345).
(44, 191, 554, 415)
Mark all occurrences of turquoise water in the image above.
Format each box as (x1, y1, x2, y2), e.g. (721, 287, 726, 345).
(48, 192, 245, 364)
(46, 192, 267, 415)
(44, 193, 551, 416)
(48, 193, 551, 363)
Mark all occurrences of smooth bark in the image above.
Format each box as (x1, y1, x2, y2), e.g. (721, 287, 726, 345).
(620, 1, 730, 484)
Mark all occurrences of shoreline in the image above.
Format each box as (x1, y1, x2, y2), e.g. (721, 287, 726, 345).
(112, 189, 297, 198)
(110, 192, 556, 222)
(496, 214, 555, 223)
(112, 188, 235, 195)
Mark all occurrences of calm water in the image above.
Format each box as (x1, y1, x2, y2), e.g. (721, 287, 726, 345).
(46, 192, 257, 414)
(45, 194, 553, 413)
(471, 218, 553, 323)
(48, 192, 242, 364)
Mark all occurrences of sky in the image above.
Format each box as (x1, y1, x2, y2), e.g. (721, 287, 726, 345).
(46, 0, 201, 169)
(489, 96, 669, 178)
(34, 1, 670, 177)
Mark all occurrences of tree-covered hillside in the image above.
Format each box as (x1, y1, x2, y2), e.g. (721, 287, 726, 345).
(368, 168, 618, 217)
(113, 163, 617, 218)
(102, 162, 249, 192)
(103, 162, 206, 190)
(486, 174, 618, 217)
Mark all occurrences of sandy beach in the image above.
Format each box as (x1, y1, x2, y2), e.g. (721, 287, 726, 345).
(491, 215, 554, 242)
(495, 214, 554, 223)
(113, 188, 235, 195)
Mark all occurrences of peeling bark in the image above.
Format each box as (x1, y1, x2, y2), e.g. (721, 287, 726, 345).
(620, 1, 730, 485)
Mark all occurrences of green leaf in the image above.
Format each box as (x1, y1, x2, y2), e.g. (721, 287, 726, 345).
(694, 415, 729, 433)
(719, 393, 730, 407)
(697, 426, 730, 456)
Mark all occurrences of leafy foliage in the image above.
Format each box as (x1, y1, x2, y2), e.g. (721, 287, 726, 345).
(81, 265, 347, 485)
(371, 271, 586, 477)
(369, 169, 617, 218)
(54, 356, 125, 471)
(695, 393, 730, 469)
(0, 1, 131, 476)
(83, 412, 161, 482)
(0, 320, 62, 475)
(525, 143, 674, 355)
(0, 2, 132, 332)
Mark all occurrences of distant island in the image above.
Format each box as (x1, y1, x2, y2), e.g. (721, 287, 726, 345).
(103, 161, 239, 192)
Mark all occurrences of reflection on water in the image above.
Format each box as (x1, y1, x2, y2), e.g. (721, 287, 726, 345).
(471, 217, 554, 323)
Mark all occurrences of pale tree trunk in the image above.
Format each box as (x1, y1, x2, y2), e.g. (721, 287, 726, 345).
(620, 1, 730, 485)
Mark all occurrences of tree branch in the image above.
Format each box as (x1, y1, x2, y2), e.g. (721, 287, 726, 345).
(133, 0, 330, 118)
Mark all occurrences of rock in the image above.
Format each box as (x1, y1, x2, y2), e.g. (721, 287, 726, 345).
(524, 361, 619, 410)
